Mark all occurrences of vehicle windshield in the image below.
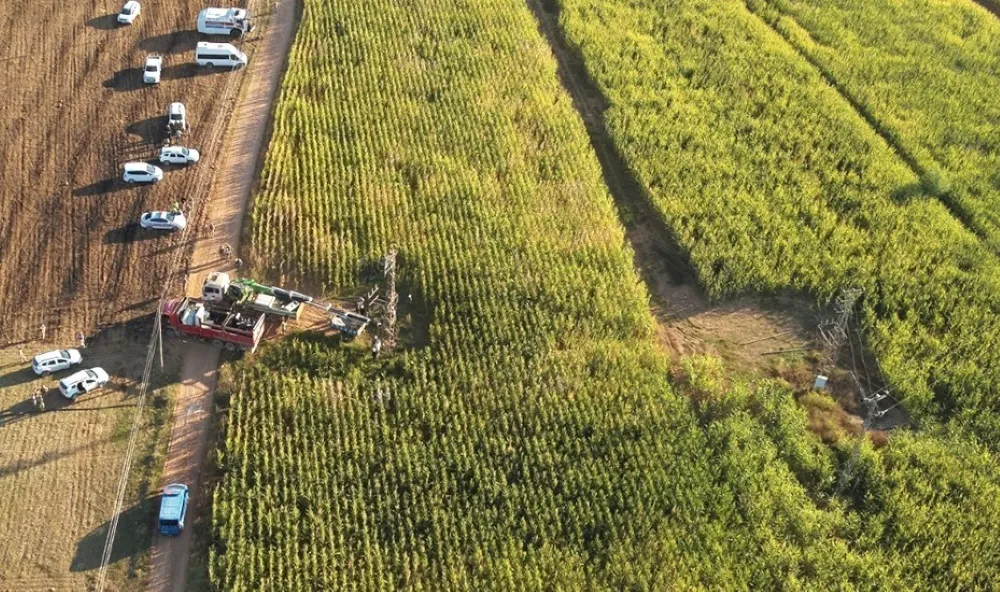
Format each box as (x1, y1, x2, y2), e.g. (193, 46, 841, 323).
(145, 165, 156, 174)
(59, 350, 69, 358)
(179, 148, 189, 156)
(170, 113, 182, 120)
(160, 519, 178, 526)
(120, 8, 130, 15)
(85, 370, 97, 380)
(145, 65, 157, 72)
(166, 213, 176, 221)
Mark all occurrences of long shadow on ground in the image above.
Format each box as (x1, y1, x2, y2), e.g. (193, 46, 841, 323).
(85, 14, 120, 31)
(71, 500, 153, 573)
(140, 31, 200, 54)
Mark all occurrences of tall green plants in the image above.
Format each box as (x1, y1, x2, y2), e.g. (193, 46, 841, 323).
(557, 0, 1000, 439)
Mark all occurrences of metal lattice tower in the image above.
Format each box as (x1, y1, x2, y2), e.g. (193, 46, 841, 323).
(381, 248, 398, 349)
(818, 287, 863, 371)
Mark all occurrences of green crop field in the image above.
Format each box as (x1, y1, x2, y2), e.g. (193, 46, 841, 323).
(557, 0, 1000, 442)
(207, 0, 1000, 589)
(747, 0, 1000, 248)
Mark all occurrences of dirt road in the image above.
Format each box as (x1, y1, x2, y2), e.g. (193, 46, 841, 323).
(146, 0, 300, 590)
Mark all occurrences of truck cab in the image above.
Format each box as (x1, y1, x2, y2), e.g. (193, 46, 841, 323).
(202, 271, 231, 302)
(158, 483, 189, 536)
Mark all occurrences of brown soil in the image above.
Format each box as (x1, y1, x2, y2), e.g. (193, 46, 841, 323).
(0, 0, 266, 346)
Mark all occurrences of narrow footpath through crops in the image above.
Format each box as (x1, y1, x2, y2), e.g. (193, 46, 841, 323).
(146, 0, 300, 589)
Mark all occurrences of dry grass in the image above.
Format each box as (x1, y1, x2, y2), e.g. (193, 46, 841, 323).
(799, 391, 863, 444)
(0, 324, 180, 591)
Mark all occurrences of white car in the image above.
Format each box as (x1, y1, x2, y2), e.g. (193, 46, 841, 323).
(166, 102, 188, 134)
(31, 349, 83, 376)
(159, 146, 200, 165)
(143, 55, 163, 84)
(58, 368, 109, 400)
(140, 211, 187, 231)
(117, 1, 141, 25)
(123, 162, 164, 183)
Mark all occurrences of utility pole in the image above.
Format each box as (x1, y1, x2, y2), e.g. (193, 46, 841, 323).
(157, 299, 164, 369)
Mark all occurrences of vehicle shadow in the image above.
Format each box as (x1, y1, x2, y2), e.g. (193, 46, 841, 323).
(71, 500, 153, 572)
(161, 63, 228, 81)
(0, 367, 37, 390)
(104, 223, 164, 245)
(103, 67, 144, 92)
(126, 115, 168, 144)
(85, 14, 120, 31)
(140, 30, 199, 54)
(72, 178, 129, 197)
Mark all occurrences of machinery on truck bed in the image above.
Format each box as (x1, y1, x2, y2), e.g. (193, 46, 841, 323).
(203, 271, 372, 336)
(164, 273, 373, 351)
(202, 272, 308, 319)
(161, 296, 265, 351)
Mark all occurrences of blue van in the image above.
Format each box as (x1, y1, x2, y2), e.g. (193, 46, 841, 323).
(158, 483, 189, 536)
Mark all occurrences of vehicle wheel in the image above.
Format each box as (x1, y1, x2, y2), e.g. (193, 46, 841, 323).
(206, 62, 214, 69)
(42, 370, 50, 376)
(212, 339, 224, 348)
(126, 178, 135, 183)
(224, 342, 237, 351)
(230, 28, 243, 39)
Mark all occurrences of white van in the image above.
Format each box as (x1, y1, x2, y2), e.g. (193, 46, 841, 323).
(197, 7, 253, 37)
(195, 42, 247, 68)
(59, 368, 109, 400)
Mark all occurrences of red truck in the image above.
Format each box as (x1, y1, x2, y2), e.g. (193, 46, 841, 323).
(161, 297, 265, 352)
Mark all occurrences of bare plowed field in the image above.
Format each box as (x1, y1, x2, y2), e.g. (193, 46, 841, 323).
(0, 0, 247, 343)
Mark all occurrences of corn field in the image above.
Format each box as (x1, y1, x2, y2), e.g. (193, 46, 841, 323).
(210, 0, 1000, 588)
(748, 0, 1000, 248)
(558, 0, 1000, 442)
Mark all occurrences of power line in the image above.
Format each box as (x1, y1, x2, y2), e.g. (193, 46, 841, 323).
(94, 3, 265, 586)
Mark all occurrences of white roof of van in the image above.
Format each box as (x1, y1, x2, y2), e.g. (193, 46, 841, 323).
(197, 42, 237, 50)
(201, 7, 244, 19)
(34, 350, 64, 363)
(124, 161, 153, 172)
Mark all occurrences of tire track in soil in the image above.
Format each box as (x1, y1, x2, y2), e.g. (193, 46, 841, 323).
(147, 0, 300, 589)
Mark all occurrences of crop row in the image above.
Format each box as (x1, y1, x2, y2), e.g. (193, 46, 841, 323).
(746, 0, 1000, 248)
(210, 0, 1000, 588)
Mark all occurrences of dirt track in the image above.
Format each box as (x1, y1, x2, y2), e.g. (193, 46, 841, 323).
(147, 0, 299, 589)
